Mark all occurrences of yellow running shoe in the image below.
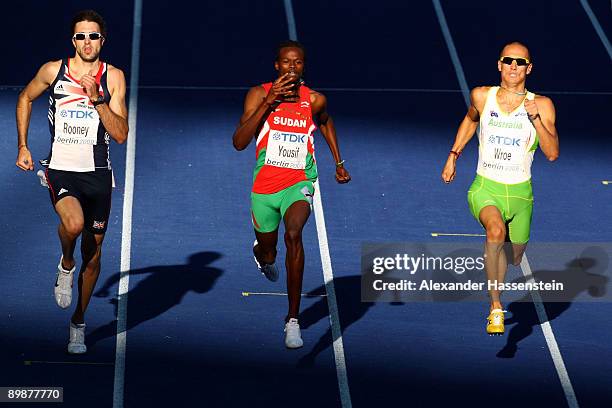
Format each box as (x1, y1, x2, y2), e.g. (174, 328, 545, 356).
(486, 309, 506, 336)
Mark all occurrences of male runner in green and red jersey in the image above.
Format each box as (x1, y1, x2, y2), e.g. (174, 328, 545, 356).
(441, 42, 559, 335)
(233, 40, 350, 348)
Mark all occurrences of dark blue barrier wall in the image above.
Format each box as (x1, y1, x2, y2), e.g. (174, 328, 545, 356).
(3, 1, 609, 92)
(1, 2, 132, 85)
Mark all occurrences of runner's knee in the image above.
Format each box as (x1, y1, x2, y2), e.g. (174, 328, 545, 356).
(486, 224, 506, 242)
(284, 228, 303, 248)
(62, 217, 84, 237)
(81, 243, 101, 264)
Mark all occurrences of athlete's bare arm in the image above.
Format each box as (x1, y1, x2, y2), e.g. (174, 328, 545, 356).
(525, 96, 558, 161)
(81, 64, 128, 144)
(15, 60, 62, 171)
(441, 86, 489, 183)
(233, 73, 297, 151)
(310, 90, 351, 183)
(232, 86, 269, 151)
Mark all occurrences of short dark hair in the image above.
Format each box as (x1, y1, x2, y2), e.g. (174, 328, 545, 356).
(276, 40, 306, 61)
(499, 41, 531, 61)
(71, 10, 106, 37)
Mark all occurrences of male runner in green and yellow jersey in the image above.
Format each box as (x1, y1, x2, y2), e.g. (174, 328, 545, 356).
(441, 42, 559, 335)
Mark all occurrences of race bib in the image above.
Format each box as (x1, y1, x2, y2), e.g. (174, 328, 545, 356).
(480, 131, 534, 175)
(265, 130, 308, 169)
(53, 81, 100, 146)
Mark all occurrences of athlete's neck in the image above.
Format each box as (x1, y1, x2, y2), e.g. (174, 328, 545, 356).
(499, 82, 527, 96)
(70, 56, 101, 78)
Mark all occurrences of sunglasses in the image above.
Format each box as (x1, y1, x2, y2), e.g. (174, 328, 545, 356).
(499, 56, 530, 66)
(73, 32, 103, 41)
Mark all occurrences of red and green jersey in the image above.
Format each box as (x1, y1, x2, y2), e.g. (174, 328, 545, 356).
(252, 82, 318, 194)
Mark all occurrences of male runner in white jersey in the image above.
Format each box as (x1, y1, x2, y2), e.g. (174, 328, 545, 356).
(16, 10, 128, 353)
(441, 42, 559, 335)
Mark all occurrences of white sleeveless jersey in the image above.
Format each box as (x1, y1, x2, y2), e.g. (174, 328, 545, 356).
(45, 59, 111, 172)
(476, 86, 539, 184)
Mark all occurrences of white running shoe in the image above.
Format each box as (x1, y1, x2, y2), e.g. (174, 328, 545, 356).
(67, 322, 87, 354)
(54, 257, 75, 309)
(252, 240, 279, 282)
(37, 170, 49, 188)
(284, 318, 304, 349)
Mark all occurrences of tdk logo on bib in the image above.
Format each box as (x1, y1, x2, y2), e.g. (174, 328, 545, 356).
(60, 110, 94, 120)
(488, 135, 521, 147)
(271, 131, 305, 143)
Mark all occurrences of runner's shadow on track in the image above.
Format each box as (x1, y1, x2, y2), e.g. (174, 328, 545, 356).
(87, 251, 223, 348)
(297, 275, 403, 368)
(497, 254, 608, 358)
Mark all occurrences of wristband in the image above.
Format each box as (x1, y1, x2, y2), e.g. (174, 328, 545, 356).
(449, 150, 461, 158)
(336, 159, 345, 168)
(528, 113, 540, 121)
(92, 95, 106, 107)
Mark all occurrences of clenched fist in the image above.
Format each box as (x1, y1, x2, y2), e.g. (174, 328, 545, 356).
(16, 146, 33, 171)
(80, 69, 100, 102)
(524, 99, 539, 121)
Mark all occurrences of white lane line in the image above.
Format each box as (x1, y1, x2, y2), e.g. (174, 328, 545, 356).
(283, 0, 298, 41)
(431, 232, 486, 237)
(241, 291, 327, 297)
(432, 0, 470, 106)
(520, 257, 579, 408)
(113, 1, 142, 407)
(312, 182, 353, 408)
(433, 1, 578, 406)
(282, 1, 352, 406)
(579, 0, 612, 60)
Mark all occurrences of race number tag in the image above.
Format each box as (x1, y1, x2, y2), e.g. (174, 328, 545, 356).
(480, 133, 529, 175)
(54, 101, 100, 145)
(265, 131, 308, 169)
(53, 80, 100, 146)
